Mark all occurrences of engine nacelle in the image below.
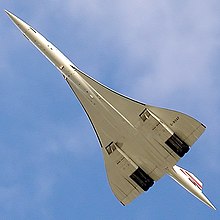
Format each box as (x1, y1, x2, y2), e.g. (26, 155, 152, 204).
(140, 108, 190, 157)
(165, 133, 189, 157)
(105, 142, 154, 191)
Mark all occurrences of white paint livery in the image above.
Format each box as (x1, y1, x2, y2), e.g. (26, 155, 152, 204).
(5, 10, 216, 210)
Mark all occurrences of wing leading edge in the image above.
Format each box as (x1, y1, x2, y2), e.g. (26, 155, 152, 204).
(66, 68, 205, 205)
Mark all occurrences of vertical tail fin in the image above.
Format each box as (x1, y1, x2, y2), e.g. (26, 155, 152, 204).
(167, 165, 216, 210)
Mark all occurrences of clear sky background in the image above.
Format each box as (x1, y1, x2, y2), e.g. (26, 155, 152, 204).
(1, 1, 220, 219)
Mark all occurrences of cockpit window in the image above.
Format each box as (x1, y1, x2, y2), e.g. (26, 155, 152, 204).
(30, 27, 37, 33)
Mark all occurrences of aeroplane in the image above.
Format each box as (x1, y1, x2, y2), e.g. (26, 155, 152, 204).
(5, 10, 216, 210)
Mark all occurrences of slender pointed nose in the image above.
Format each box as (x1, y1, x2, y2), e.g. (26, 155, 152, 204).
(5, 10, 30, 34)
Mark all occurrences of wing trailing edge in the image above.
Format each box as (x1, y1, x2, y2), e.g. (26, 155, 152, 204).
(67, 68, 207, 205)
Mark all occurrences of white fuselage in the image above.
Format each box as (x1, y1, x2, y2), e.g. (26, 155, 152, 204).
(24, 26, 97, 104)
(22, 21, 136, 135)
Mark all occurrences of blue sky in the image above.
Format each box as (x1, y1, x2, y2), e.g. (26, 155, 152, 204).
(1, 1, 220, 219)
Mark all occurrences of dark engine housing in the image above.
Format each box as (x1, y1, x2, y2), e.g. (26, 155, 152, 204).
(165, 133, 189, 157)
(130, 167, 154, 191)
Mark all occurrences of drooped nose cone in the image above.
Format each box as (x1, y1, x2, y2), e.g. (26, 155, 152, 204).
(5, 10, 30, 34)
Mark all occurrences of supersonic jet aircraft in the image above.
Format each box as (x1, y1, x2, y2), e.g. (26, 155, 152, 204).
(5, 10, 216, 210)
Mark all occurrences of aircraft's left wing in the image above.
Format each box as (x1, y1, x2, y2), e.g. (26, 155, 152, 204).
(73, 67, 146, 126)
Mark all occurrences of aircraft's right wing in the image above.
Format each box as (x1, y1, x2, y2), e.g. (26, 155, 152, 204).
(102, 144, 147, 205)
(104, 157, 143, 205)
